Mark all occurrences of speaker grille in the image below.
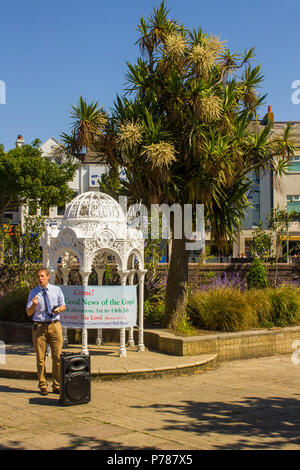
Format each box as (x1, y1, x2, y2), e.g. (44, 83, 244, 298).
(65, 372, 90, 402)
(60, 353, 91, 406)
(68, 357, 89, 372)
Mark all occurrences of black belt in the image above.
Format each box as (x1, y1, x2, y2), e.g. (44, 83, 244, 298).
(33, 320, 60, 325)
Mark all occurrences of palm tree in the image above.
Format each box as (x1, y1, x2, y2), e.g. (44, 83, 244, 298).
(61, 96, 107, 162)
(62, 3, 296, 329)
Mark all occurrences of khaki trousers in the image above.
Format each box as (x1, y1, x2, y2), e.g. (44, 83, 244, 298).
(32, 322, 63, 389)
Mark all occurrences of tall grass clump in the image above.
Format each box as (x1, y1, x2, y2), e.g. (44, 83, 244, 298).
(187, 288, 252, 332)
(244, 289, 273, 328)
(187, 286, 300, 332)
(266, 286, 300, 327)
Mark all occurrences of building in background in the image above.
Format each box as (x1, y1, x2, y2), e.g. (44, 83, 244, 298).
(37, 137, 110, 223)
(3, 135, 26, 225)
(233, 111, 300, 258)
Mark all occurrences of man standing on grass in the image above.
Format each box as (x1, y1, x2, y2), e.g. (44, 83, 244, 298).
(26, 268, 66, 396)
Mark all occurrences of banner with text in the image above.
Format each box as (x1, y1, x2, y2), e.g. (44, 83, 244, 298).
(60, 285, 137, 329)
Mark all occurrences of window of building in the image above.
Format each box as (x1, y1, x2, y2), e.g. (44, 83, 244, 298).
(287, 195, 300, 213)
(288, 153, 300, 171)
(57, 205, 65, 216)
(4, 213, 13, 223)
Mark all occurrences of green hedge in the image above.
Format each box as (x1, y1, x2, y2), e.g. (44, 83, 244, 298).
(0, 288, 31, 323)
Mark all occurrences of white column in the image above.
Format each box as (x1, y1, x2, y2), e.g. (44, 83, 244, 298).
(137, 270, 147, 352)
(119, 270, 129, 357)
(49, 269, 56, 284)
(95, 268, 105, 345)
(80, 271, 90, 355)
(61, 268, 70, 348)
(20, 204, 28, 232)
(127, 270, 135, 347)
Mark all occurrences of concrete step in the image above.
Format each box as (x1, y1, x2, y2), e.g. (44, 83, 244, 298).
(0, 343, 218, 381)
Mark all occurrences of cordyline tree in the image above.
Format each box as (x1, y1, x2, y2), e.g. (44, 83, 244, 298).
(62, 2, 296, 329)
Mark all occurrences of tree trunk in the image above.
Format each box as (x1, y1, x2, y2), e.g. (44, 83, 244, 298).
(163, 233, 189, 329)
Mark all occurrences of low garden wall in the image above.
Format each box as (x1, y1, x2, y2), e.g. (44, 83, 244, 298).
(1, 321, 300, 362)
(144, 327, 300, 360)
(156, 262, 300, 288)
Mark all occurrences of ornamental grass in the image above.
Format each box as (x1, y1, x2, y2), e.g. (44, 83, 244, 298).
(266, 286, 300, 327)
(187, 287, 251, 332)
(187, 286, 300, 332)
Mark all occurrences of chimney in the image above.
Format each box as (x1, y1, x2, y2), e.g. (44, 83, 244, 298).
(264, 106, 274, 124)
(15, 135, 25, 147)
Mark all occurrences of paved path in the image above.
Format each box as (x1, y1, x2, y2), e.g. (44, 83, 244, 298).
(1, 354, 300, 450)
(0, 343, 216, 379)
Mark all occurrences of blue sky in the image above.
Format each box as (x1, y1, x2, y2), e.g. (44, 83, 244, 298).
(0, 0, 299, 150)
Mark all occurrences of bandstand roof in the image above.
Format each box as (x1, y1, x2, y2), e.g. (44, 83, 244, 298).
(41, 191, 145, 272)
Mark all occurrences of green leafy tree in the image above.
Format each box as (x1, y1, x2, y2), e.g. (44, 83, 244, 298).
(61, 3, 296, 329)
(0, 142, 78, 265)
(0, 215, 45, 294)
(0, 143, 78, 225)
(250, 222, 274, 261)
(268, 205, 298, 262)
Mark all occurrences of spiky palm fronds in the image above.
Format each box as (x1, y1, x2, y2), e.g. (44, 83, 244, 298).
(60, 129, 85, 161)
(70, 96, 107, 149)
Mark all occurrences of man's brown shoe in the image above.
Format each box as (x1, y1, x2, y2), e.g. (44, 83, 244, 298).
(52, 387, 60, 394)
(39, 388, 48, 396)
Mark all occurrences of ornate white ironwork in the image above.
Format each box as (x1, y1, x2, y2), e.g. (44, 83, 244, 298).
(40, 191, 146, 357)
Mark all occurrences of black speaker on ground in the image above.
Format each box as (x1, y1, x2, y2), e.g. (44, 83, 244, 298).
(60, 353, 91, 405)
